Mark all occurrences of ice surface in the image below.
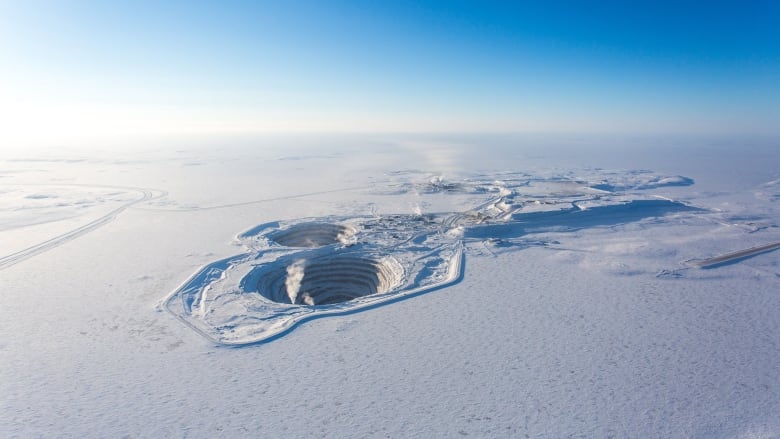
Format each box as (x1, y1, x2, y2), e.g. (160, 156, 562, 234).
(2, 136, 779, 437)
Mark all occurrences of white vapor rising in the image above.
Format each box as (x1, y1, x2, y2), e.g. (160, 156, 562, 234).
(336, 227, 356, 246)
(285, 260, 306, 305)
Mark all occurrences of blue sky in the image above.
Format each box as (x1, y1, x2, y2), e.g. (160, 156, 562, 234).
(1, 1, 778, 144)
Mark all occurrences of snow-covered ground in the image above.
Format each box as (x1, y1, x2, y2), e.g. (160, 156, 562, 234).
(2, 135, 779, 437)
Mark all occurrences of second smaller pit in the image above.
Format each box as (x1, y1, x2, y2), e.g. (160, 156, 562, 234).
(268, 222, 356, 248)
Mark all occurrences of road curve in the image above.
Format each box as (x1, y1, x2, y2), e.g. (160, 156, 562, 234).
(0, 186, 164, 271)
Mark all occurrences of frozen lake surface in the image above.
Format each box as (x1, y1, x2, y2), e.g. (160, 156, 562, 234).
(2, 135, 779, 437)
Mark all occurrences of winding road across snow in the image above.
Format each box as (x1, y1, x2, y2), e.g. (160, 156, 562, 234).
(0, 185, 165, 271)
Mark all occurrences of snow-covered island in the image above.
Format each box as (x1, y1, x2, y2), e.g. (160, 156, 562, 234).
(2, 137, 778, 437)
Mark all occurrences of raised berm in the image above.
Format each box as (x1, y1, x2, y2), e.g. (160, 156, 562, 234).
(256, 253, 404, 306)
(267, 222, 355, 248)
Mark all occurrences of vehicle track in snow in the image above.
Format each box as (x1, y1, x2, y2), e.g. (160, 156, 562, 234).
(0, 185, 165, 271)
(130, 185, 370, 212)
